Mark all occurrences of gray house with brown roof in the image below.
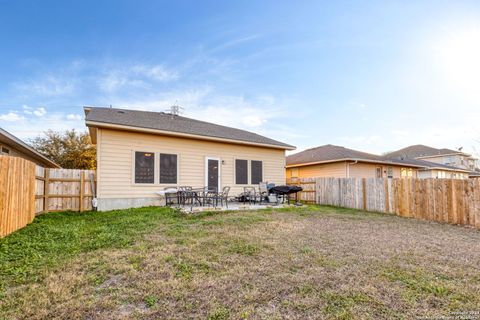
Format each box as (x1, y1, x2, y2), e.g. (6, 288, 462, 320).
(84, 107, 295, 210)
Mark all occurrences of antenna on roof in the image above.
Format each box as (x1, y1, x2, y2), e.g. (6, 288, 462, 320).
(166, 102, 184, 116)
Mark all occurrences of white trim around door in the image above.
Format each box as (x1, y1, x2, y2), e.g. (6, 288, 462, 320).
(205, 157, 221, 191)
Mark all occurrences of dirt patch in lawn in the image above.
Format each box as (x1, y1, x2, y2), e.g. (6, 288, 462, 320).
(1, 206, 480, 319)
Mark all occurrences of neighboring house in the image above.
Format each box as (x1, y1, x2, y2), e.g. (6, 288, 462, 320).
(385, 145, 476, 179)
(286, 144, 424, 179)
(84, 107, 295, 211)
(0, 127, 59, 168)
(392, 158, 471, 179)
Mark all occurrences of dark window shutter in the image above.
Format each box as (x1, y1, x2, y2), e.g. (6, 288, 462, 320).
(251, 160, 263, 185)
(135, 152, 155, 183)
(235, 159, 248, 184)
(160, 154, 177, 184)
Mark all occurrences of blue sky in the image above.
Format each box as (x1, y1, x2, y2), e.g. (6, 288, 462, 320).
(1, 0, 480, 155)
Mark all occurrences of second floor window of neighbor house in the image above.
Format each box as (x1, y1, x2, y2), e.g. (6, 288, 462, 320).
(135, 151, 155, 184)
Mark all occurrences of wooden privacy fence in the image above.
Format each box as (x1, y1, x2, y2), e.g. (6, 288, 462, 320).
(35, 167, 96, 214)
(1, 155, 96, 237)
(288, 177, 480, 229)
(0, 156, 36, 237)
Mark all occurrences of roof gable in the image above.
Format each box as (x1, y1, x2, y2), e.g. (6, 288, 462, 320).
(287, 144, 398, 166)
(385, 144, 466, 159)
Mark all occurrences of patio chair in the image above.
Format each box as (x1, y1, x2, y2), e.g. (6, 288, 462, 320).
(243, 187, 260, 204)
(258, 182, 269, 204)
(177, 186, 193, 206)
(201, 186, 218, 207)
(164, 187, 178, 206)
(213, 186, 230, 208)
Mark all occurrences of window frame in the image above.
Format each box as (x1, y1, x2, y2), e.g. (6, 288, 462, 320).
(234, 158, 249, 185)
(375, 167, 383, 178)
(1, 146, 10, 155)
(159, 153, 179, 184)
(133, 151, 156, 185)
(250, 160, 264, 185)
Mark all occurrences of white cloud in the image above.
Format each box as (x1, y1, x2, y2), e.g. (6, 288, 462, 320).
(66, 114, 82, 121)
(14, 75, 75, 97)
(0, 112, 25, 122)
(33, 107, 47, 117)
(131, 64, 179, 81)
(98, 63, 178, 93)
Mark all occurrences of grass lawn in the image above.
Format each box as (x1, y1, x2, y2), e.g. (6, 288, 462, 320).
(1, 206, 480, 319)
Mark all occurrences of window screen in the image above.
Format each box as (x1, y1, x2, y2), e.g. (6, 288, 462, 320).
(251, 160, 263, 185)
(135, 152, 155, 183)
(235, 159, 248, 184)
(160, 153, 177, 184)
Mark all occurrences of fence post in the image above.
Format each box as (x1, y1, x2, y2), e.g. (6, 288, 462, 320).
(450, 179, 457, 224)
(362, 178, 367, 211)
(384, 178, 390, 213)
(44, 168, 49, 214)
(79, 171, 84, 212)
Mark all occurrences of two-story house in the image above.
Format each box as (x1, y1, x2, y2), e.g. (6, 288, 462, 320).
(385, 145, 478, 179)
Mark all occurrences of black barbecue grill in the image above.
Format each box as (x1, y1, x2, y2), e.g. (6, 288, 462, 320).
(269, 185, 303, 204)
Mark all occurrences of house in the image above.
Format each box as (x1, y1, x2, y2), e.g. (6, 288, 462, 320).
(385, 145, 475, 179)
(390, 158, 471, 179)
(84, 107, 295, 211)
(286, 144, 424, 179)
(0, 127, 59, 168)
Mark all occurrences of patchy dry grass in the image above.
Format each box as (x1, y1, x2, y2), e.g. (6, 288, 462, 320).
(1, 205, 480, 319)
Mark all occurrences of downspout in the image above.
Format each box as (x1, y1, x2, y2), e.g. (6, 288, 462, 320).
(346, 160, 358, 178)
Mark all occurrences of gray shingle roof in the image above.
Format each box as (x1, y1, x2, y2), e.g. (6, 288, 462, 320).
(286, 144, 469, 172)
(286, 144, 386, 166)
(85, 107, 294, 149)
(385, 145, 465, 159)
(0, 127, 60, 168)
(391, 157, 470, 172)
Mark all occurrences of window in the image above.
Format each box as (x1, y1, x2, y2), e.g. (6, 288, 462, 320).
(251, 160, 263, 184)
(291, 168, 299, 179)
(401, 168, 413, 178)
(1, 147, 10, 154)
(376, 167, 382, 178)
(160, 153, 178, 184)
(387, 166, 393, 178)
(235, 159, 248, 184)
(134, 151, 155, 183)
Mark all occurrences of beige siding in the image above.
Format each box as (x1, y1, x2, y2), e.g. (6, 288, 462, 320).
(287, 162, 347, 179)
(288, 161, 419, 179)
(97, 128, 286, 198)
